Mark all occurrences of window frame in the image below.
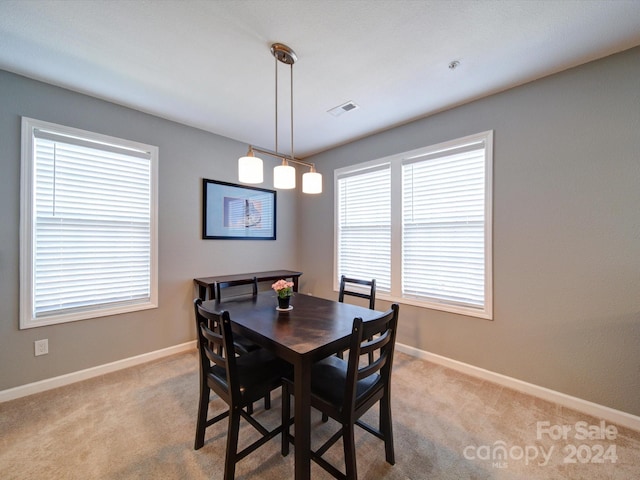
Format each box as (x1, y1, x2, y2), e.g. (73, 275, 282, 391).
(20, 117, 159, 329)
(334, 131, 493, 320)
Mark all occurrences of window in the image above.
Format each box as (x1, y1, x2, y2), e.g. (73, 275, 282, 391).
(335, 131, 493, 319)
(20, 118, 158, 328)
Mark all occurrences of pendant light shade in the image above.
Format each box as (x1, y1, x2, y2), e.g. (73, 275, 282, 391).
(302, 167, 322, 194)
(273, 161, 296, 189)
(238, 148, 263, 184)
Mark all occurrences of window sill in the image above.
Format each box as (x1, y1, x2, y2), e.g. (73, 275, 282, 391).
(375, 292, 493, 320)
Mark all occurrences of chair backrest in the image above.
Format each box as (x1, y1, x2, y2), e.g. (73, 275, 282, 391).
(344, 304, 399, 411)
(338, 275, 376, 310)
(215, 276, 258, 301)
(194, 298, 241, 405)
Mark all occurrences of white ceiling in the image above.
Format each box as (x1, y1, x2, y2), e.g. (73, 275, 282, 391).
(1, 0, 639, 158)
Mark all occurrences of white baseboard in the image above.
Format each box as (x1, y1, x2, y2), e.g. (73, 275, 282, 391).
(0, 341, 196, 403)
(396, 343, 640, 433)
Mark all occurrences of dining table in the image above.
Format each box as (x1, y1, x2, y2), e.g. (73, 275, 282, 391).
(200, 290, 382, 480)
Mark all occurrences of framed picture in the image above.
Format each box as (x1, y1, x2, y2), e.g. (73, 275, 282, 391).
(202, 178, 276, 240)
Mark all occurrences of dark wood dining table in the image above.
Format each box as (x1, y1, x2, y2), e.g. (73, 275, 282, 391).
(200, 291, 381, 480)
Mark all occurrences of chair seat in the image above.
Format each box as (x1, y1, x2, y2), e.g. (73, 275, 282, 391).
(310, 355, 380, 409)
(210, 348, 292, 406)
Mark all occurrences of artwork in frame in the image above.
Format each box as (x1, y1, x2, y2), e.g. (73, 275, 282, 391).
(202, 178, 276, 240)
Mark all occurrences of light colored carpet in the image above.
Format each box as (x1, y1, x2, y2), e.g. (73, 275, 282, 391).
(1, 351, 638, 479)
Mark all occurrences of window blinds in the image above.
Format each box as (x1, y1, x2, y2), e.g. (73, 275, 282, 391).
(402, 143, 486, 308)
(32, 129, 153, 318)
(336, 165, 391, 292)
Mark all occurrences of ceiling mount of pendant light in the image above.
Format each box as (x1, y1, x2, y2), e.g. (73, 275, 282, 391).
(237, 43, 322, 194)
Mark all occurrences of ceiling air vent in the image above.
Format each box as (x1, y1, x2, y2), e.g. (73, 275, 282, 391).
(327, 101, 360, 117)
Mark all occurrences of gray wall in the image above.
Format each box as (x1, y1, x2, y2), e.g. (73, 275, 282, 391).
(0, 70, 299, 390)
(1, 46, 639, 418)
(298, 46, 640, 416)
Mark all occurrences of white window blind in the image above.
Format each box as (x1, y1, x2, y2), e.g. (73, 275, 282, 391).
(402, 143, 486, 308)
(336, 165, 391, 292)
(20, 118, 158, 328)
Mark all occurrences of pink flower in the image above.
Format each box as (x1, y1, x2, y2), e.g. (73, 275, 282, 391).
(272, 279, 294, 298)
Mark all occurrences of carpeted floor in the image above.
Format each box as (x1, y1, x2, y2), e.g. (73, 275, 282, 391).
(1, 350, 639, 479)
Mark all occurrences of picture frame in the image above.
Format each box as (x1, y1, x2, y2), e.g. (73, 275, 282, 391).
(202, 178, 276, 240)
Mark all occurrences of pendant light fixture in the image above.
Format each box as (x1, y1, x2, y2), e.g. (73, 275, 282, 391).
(238, 43, 322, 194)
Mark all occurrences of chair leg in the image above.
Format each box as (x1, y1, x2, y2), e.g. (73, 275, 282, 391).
(224, 407, 242, 480)
(343, 423, 358, 480)
(264, 392, 271, 410)
(380, 391, 395, 465)
(321, 412, 329, 423)
(194, 385, 210, 450)
(281, 383, 290, 456)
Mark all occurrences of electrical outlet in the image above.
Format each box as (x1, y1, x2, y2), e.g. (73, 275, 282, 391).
(34, 339, 48, 356)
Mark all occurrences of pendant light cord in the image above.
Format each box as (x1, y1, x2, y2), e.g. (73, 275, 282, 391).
(290, 62, 294, 160)
(274, 49, 295, 162)
(275, 53, 278, 155)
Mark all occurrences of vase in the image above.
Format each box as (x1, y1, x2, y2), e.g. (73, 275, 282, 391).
(277, 296, 291, 309)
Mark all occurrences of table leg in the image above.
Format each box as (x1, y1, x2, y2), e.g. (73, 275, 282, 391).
(293, 359, 311, 480)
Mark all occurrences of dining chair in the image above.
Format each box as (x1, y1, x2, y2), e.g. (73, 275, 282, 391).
(193, 297, 269, 413)
(214, 276, 259, 302)
(281, 303, 400, 480)
(214, 277, 262, 354)
(337, 275, 377, 362)
(338, 275, 376, 310)
(194, 299, 293, 480)
(214, 277, 271, 409)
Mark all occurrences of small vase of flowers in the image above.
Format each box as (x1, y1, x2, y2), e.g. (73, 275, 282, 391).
(272, 279, 294, 310)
